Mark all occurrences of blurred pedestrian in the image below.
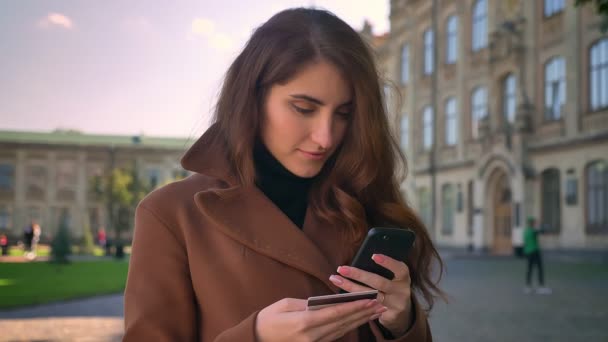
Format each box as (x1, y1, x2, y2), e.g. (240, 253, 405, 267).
(523, 216, 552, 294)
(31, 222, 41, 253)
(97, 227, 107, 248)
(0, 233, 8, 256)
(23, 221, 34, 252)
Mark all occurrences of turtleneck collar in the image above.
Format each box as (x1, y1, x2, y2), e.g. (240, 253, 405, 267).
(253, 141, 315, 229)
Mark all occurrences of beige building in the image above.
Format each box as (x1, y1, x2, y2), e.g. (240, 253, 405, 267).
(0, 129, 192, 242)
(366, 0, 608, 253)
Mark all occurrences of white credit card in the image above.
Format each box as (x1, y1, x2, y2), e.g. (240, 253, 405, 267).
(306, 290, 378, 310)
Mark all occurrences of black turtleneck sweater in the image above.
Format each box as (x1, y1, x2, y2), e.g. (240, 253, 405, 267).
(253, 142, 314, 229)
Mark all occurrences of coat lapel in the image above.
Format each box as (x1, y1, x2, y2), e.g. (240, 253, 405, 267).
(195, 185, 342, 293)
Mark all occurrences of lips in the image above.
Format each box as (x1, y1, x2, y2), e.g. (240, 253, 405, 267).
(302, 151, 324, 156)
(298, 149, 326, 159)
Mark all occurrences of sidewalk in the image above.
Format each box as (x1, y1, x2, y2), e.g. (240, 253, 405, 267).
(0, 294, 124, 341)
(438, 247, 608, 263)
(0, 254, 123, 263)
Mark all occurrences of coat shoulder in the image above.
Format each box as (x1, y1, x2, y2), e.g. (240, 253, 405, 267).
(136, 173, 224, 226)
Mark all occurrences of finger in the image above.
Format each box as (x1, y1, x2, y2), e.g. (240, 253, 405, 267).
(371, 254, 411, 282)
(304, 298, 377, 329)
(329, 274, 374, 294)
(337, 266, 393, 292)
(318, 304, 387, 342)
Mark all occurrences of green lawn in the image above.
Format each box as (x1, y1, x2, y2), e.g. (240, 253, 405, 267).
(0, 260, 129, 309)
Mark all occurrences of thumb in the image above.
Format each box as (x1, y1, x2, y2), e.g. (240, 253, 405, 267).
(273, 298, 307, 313)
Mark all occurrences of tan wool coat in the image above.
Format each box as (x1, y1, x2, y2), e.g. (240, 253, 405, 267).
(123, 126, 432, 341)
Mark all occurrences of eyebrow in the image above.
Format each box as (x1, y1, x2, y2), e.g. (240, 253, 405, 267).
(289, 94, 352, 107)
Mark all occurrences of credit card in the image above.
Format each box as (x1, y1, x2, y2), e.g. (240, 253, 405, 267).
(306, 290, 378, 310)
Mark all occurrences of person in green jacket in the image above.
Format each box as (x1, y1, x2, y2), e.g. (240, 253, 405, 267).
(523, 216, 552, 294)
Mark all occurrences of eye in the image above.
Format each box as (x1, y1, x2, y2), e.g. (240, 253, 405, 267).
(335, 111, 352, 120)
(291, 104, 315, 114)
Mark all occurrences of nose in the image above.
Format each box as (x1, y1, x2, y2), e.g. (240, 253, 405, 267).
(310, 113, 334, 151)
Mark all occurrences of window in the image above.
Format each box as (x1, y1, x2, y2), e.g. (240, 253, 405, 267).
(541, 168, 561, 233)
(0, 205, 10, 229)
(586, 161, 608, 233)
(590, 38, 608, 111)
(401, 115, 409, 150)
(56, 160, 76, 191)
(503, 74, 517, 124)
(544, 57, 566, 121)
(423, 106, 434, 150)
(424, 29, 434, 75)
(146, 168, 161, 188)
(401, 44, 409, 85)
(467, 180, 474, 236)
(27, 206, 42, 224)
(417, 187, 431, 228)
(544, 0, 565, 17)
(565, 176, 578, 205)
(446, 16, 458, 64)
(89, 207, 100, 230)
(26, 164, 47, 198)
(472, 0, 487, 51)
(57, 207, 72, 229)
(442, 184, 455, 235)
(0, 164, 14, 191)
(471, 87, 488, 139)
(445, 97, 458, 146)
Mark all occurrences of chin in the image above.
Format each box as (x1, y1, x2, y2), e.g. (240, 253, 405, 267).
(291, 166, 322, 178)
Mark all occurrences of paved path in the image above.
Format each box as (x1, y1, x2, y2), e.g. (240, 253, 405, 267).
(0, 294, 124, 341)
(1, 257, 607, 341)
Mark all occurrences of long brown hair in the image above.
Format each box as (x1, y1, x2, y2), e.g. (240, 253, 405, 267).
(212, 7, 444, 311)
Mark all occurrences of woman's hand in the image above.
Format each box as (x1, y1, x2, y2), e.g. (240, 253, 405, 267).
(329, 254, 413, 337)
(255, 297, 387, 342)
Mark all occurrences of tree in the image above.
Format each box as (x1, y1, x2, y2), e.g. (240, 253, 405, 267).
(92, 163, 151, 259)
(576, 0, 608, 33)
(50, 211, 72, 264)
(80, 212, 96, 256)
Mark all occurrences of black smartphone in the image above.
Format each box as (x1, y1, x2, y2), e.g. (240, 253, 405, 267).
(349, 227, 416, 280)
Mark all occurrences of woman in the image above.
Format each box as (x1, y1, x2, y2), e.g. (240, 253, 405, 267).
(124, 8, 444, 341)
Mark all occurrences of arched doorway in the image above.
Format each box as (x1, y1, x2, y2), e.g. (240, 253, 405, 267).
(489, 169, 513, 254)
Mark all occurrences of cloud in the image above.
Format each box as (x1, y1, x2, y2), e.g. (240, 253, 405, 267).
(38, 13, 74, 29)
(191, 18, 215, 36)
(190, 18, 234, 51)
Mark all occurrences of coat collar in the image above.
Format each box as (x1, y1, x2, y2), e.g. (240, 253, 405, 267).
(182, 124, 343, 293)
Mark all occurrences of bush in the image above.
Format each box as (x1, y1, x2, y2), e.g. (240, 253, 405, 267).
(51, 214, 72, 264)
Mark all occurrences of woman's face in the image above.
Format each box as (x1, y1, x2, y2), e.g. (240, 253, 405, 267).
(261, 60, 352, 178)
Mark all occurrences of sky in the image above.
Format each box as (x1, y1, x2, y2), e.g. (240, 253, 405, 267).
(0, 0, 389, 139)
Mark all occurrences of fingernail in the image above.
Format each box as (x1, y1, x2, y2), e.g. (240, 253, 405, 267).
(369, 313, 382, 321)
(365, 299, 378, 308)
(376, 306, 388, 314)
(329, 275, 343, 285)
(337, 266, 350, 275)
(372, 254, 385, 263)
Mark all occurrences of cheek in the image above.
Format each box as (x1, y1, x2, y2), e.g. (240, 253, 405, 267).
(264, 106, 305, 147)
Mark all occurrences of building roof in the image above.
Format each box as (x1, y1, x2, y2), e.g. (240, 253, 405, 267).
(0, 129, 195, 150)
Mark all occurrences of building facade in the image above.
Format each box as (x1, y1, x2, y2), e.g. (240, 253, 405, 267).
(369, 0, 608, 253)
(0, 130, 192, 242)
